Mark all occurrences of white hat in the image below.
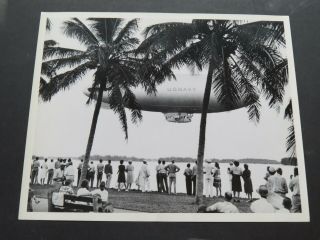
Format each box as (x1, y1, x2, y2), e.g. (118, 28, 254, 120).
(269, 167, 276, 173)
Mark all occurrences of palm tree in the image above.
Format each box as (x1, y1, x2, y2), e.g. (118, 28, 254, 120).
(137, 20, 287, 204)
(40, 18, 157, 186)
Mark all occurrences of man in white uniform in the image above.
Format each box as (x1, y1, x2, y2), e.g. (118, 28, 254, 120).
(203, 159, 214, 198)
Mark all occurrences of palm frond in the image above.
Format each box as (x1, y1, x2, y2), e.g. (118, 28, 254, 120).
(43, 46, 85, 60)
(230, 55, 261, 122)
(88, 18, 123, 43)
(42, 53, 90, 73)
(114, 19, 139, 45)
(40, 61, 94, 101)
(284, 99, 293, 120)
(63, 18, 99, 46)
(108, 85, 128, 139)
(46, 18, 52, 31)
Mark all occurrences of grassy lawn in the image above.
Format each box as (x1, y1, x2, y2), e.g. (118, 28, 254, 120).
(30, 184, 254, 213)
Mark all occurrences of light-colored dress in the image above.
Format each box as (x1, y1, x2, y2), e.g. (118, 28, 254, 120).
(137, 164, 150, 192)
(126, 164, 134, 184)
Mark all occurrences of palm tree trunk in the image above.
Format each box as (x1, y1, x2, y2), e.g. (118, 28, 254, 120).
(78, 75, 106, 187)
(195, 59, 215, 204)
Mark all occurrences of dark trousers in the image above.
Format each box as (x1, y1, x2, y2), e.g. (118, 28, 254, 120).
(186, 176, 192, 195)
(192, 177, 196, 195)
(156, 173, 161, 192)
(31, 169, 38, 184)
(77, 169, 81, 186)
(47, 169, 54, 184)
(96, 173, 103, 187)
(160, 173, 168, 193)
(87, 173, 94, 188)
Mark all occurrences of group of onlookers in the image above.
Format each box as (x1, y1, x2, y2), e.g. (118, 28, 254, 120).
(199, 164, 301, 213)
(30, 157, 302, 213)
(30, 157, 75, 186)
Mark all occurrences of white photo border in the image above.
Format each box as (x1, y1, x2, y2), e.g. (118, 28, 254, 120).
(18, 12, 310, 222)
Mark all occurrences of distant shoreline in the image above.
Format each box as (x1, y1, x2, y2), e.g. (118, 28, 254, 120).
(32, 155, 297, 165)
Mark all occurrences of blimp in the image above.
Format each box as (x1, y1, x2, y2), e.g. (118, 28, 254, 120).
(85, 74, 248, 123)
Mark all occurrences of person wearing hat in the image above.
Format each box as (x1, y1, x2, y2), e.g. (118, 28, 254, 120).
(250, 185, 275, 213)
(266, 167, 288, 197)
(197, 192, 239, 213)
(203, 159, 214, 198)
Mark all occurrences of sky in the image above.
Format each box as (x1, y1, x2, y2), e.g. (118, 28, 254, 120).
(33, 16, 293, 161)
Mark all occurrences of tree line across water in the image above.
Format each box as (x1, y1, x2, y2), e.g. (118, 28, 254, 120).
(34, 155, 297, 165)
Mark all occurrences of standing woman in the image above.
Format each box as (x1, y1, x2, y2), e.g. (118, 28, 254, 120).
(117, 160, 126, 191)
(231, 161, 243, 202)
(242, 164, 253, 202)
(126, 161, 134, 191)
(213, 162, 222, 197)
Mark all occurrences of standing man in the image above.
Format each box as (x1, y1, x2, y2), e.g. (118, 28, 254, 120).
(165, 160, 180, 194)
(47, 159, 55, 185)
(87, 161, 95, 188)
(64, 159, 75, 185)
(155, 160, 162, 192)
(54, 158, 61, 173)
(289, 167, 301, 212)
(104, 160, 113, 189)
(191, 161, 197, 195)
(77, 159, 83, 186)
(159, 161, 168, 193)
(184, 163, 193, 195)
(96, 159, 104, 188)
(269, 168, 288, 197)
(203, 159, 214, 198)
(31, 157, 40, 184)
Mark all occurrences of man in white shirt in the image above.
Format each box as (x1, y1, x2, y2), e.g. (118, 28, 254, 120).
(203, 159, 214, 198)
(250, 185, 275, 213)
(137, 161, 151, 192)
(47, 159, 55, 185)
(269, 168, 288, 197)
(197, 192, 239, 213)
(64, 160, 75, 185)
(289, 167, 301, 213)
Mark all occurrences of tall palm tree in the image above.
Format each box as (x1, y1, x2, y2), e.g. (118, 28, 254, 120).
(40, 18, 157, 186)
(137, 20, 287, 204)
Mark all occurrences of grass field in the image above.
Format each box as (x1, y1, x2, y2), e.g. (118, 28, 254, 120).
(30, 184, 254, 213)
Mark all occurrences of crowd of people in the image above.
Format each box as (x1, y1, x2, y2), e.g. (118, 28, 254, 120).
(29, 157, 301, 213)
(200, 159, 301, 213)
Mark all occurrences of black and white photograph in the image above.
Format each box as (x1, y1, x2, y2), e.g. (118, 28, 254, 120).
(18, 12, 309, 221)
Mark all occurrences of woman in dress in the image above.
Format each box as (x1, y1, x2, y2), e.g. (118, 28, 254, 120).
(125, 161, 134, 191)
(242, 164, 253, 202)
(117, 160, 126, 191)
(231, 161, 243, 202)
(213, 162, 222, 197)
(39, 165, 46, 185)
